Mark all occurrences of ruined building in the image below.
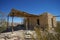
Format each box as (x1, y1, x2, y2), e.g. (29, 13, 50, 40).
(24, 12, 57, 31)
(8, 9, 56, 31)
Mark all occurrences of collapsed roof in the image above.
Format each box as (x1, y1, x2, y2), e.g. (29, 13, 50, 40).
(8, 9, 39, 17)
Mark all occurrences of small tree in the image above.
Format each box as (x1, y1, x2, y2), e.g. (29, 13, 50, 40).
(55, 21, 60, 33)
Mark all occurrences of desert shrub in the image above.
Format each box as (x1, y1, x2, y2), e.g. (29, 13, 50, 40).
(33, 26, 60, 40)
(55, 21, 60, 33)
(0, 20, 7, 33)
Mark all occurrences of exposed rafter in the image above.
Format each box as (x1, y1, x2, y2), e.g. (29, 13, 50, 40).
(8, 9, 39, 17)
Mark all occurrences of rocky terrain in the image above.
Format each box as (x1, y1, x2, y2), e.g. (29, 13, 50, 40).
(0, 30, 36, 40)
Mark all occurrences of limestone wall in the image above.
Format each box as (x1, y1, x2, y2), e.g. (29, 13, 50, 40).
(39, 13, 48, 30)
(47, 13, 56, 31)
(24, 13, 56, 31)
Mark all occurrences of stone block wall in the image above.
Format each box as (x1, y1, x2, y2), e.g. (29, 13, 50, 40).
(24, 13, 57, 31)
(47, 13, 56, 31)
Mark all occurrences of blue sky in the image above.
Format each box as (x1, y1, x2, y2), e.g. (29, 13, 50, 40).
(0, 0, 60, 23)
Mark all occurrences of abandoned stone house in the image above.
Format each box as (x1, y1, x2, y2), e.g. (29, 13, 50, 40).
(8, 9, 56, 31)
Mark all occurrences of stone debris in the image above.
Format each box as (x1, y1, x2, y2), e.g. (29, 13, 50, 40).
(0, 30, 35, 40)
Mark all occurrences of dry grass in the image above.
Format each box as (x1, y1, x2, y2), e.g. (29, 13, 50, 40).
(32, 27, 60, 40)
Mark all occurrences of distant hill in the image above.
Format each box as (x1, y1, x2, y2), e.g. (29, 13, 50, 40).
(2, 24, 26, 33)
(8, 22, 23, 26)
